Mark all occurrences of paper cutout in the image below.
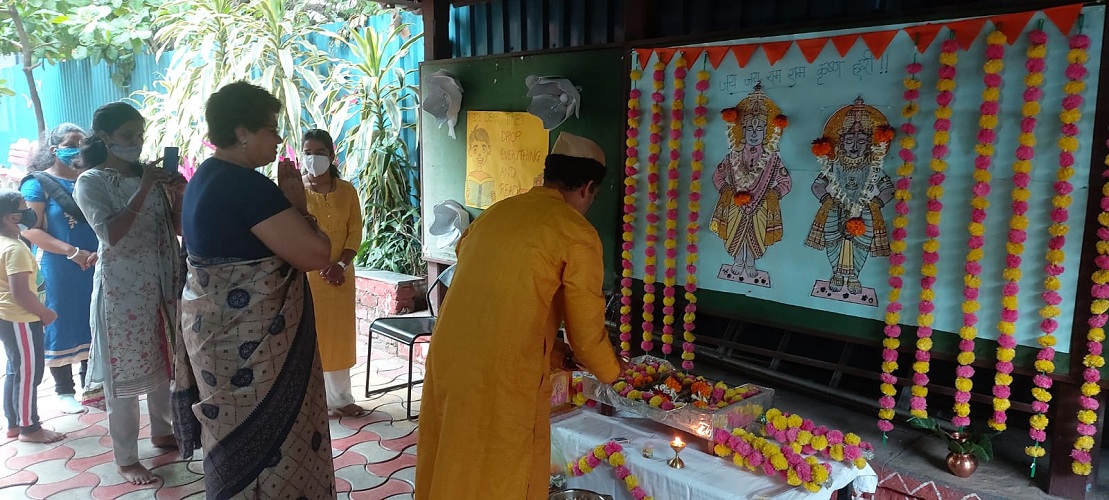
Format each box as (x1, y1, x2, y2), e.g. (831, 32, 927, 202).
(464, 111, 549, 209)
(761, 41, 793, 66)
(991, 11, 1035, 44)
(525, 75, 580, 130)
(705, 46, 730, 69)
(680, 47, 705, 65)
(656, 48, 678, 66)
(634, 48, 654, 67)
(731, 44, 758, 68)
(1043, 4, 1084, 36)
(831, 34, 859, 57)
(948, 18, 988, 50)
(861, 30, 899, 59)
(421, 69, 464, 139)
(796, 38, 828, 63)
(904, 24, 942, 53)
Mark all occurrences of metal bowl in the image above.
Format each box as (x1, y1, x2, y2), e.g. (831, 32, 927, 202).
(548, 489, 612, 500)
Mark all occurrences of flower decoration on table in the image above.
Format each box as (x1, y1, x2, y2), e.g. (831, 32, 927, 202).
(992, 28, 1048, 433)
(912, 38, 959, 420)
(1028, 32, 1088, 470)
(953, 30, 1007, 430)
(712, 426, 833, 492)
(762, 408, 874, 469)
(641, 59, 667, 354)
(878, 60, 923, 436)
(660, 54, 687, 356)
(619, 64, 644, 357)
(570, 374, 595, 408)
(681, 59, 709, 371)
(609, 359, 761, 410)
(567, 440, 654, 500)
(1073, 150, 1109, 476)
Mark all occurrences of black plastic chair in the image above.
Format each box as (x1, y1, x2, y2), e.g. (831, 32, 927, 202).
(364, 264, 455, 419)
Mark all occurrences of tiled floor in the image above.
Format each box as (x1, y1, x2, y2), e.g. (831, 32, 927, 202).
(0, 333, 423, 499)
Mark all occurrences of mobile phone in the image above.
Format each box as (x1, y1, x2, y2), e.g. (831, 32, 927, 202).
(163, 147, 180, 172)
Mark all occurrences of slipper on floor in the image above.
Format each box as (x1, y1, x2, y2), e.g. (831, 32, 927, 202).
(332, 404, 367, 418)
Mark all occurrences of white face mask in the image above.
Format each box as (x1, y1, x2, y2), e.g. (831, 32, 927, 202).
(302, 154, 332, 176)
(110, 144, 143, 163)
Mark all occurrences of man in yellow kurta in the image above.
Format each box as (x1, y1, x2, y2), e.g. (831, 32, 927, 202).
(415, 133, 623, 499)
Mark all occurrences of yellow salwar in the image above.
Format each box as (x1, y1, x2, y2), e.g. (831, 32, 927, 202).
(305, 179, 363, 372)
(415, 187, 622, 500)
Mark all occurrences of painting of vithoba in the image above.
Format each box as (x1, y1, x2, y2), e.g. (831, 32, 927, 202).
(464, 111, 549, 209)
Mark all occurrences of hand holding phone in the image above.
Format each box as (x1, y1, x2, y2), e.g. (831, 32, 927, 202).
(163, 147, 180, 173)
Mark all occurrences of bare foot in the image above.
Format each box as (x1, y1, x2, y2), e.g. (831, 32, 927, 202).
(18, 428, 65, 443)
(151, 434, 178, 449)
(6, 428, 17, 438)
(119, 463, 157, 485)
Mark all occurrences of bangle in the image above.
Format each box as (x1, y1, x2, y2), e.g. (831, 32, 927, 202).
(67, 247, 81, 259)
(337, 261, 348, 270)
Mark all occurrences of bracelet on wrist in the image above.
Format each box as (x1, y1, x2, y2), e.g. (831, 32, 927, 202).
(67, 247, 81, 259)
(337, 261, 348, 270)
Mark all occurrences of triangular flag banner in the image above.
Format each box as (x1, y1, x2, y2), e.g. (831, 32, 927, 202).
(633, 48, 654, 67)
(991, 10, 1036, 45)
(761, 41, 793, 66)
(830, 34, 858, 57)
(655, 48, 677, 66)
(947, 17, 988, 50)
(680, 47, 705, 66)
(860, 30, 898, 59)
(705, 46, 729, 69)
(1043, 4, 1084, 35)
(904, 23, 942, 53)
(731, 44, 758, 68)
(796, 38, 828, 63)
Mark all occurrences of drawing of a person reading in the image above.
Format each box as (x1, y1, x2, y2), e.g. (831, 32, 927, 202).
(465, 127, 495, 208)
(805, 97, 896, 295)
(710, 84, 792, 279)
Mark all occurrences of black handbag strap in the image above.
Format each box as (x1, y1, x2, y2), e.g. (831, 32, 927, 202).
(20, 172, 87, 225)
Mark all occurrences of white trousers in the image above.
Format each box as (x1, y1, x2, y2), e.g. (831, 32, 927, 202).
(323, 370, 355, 409)
(104, 381, 172, 466)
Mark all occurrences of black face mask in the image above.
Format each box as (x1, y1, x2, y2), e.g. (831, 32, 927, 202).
(17, 208, 36, 230)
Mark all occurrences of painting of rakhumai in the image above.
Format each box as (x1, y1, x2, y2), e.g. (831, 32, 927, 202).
(710, 83, 792, 288)
(805, 96, 895, 306)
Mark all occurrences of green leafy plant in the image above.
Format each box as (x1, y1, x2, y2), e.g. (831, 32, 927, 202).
(908, 417, 998, 461)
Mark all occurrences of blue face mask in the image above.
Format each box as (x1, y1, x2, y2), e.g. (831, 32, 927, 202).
(55, 147, 80, 167)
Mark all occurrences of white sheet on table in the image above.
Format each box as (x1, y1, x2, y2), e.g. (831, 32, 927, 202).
(551, 410, 878, 500)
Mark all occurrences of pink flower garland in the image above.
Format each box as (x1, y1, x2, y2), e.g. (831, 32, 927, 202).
(681, 65, 709, 371)
(619, 67, 643, 357)
(991, 29, 1048, 432)
(712, 428, 832, 492)
(567, 441, 653, 500)
(878, 61, 923, 435)
(641, 61, 666, 353)
(661, 55, 687, 356)
(1028, 33, 1088, 466)
(764, 408, 874, 468)
(911, 38, 959, 419)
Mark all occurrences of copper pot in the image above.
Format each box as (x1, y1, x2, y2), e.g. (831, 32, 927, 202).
(946, 452, 978, 478)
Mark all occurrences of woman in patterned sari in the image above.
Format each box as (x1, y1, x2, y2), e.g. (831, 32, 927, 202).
(175, 82, 335, 499)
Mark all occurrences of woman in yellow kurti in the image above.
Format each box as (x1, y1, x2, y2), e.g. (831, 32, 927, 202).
(301, 129, 365, 417)
(415, 133, 622, 500)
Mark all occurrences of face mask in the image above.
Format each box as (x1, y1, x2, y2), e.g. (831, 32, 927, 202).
(109, 144, 143, 163)
(302, 154, 332, 176)
(55, 147, 81, 167)
(15, 208, 35, 231)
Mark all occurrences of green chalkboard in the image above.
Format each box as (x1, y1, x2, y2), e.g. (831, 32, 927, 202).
(420, 48, 627, 290)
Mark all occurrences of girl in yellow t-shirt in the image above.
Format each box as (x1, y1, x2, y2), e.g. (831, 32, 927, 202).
(0, 189, 63, 443)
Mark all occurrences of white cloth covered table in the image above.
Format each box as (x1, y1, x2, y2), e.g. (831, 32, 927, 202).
(551, 409, 878, 500)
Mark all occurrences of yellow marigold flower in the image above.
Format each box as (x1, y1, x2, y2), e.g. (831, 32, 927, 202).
(1064, 81, 1086, 94)
(787, 470, 802, 486)
(830, 446, 845, 461)
(1025, 72, 1045, 86)
(1079, 409, 1097, 424)
(954, 403, 970, 415)
(787, 414, 803, 428)
(1028, 45, 1047, 58)
(938, 52, 958, 65)
(771, 454, 789, 471)
(1030, 414, 1049, 429)
(1090, 328, 1106, 342)
(625, 475, 638, 490)
(980, 115, 999, 129)
(1031, 388, 1052, 403)
(955, 378, 972, 392)
(934, 130, 949, 143)
(935, 106, 953, 118)
(1034, 360, 1055, 373)
(1021, 102, 1041, 116)
(995, 372, 1013, 385)
(878, 408, 894, 420)
(1076, 436, 1095, 451)
(1026, 446, 1046, 457)
(608, 451, 626, 467)
(986, 31, 1008, 44)
(957, 352, 975, 365)
(881, 362, 897, 373)
(1092, 300, 1109, 315)
(911, 386, 927, 398)
(1039, 334, 1057, 347)
(1067, 49, 1088, 64)
(1074, 462, 1093, 475)
(997, 349, 1015, 362)
(994, 399, 1011, 412)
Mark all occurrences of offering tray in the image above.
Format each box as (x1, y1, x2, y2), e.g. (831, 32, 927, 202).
(578, 355, 774, 443)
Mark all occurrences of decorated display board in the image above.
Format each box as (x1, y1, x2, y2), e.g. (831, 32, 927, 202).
(463, 111, 549, 209)
(420, 49, 627, 287)
(620, 4, 1106, 477)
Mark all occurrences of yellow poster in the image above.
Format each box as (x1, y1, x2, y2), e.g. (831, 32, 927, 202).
(465, 111, 549, 209)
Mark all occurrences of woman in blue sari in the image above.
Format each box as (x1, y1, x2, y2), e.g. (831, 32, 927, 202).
(174, 82, 335, 499)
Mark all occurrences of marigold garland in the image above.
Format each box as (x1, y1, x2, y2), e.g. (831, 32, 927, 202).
(878, 60, 923, 435)
(1028, 33, 1088, 469)
(567, 441, 654, 500)
(619, 65, 643, 357)
(991, 29, 1047, 432)
(681, 63, 709, 371)
(641, 60, 666, 353)
(712, 427, 833, 492)
(661, 55, 686, 356)
(911, 38, 958, 420)
(763, 408, 874, 470)
(953, 31, 1006, 429)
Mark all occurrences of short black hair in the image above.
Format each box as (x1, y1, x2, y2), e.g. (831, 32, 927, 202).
(0, 189, 24, 217)
(205, 82, 283, 148)
(543, 154, 605, 192)
(81, 102, 143, 168)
